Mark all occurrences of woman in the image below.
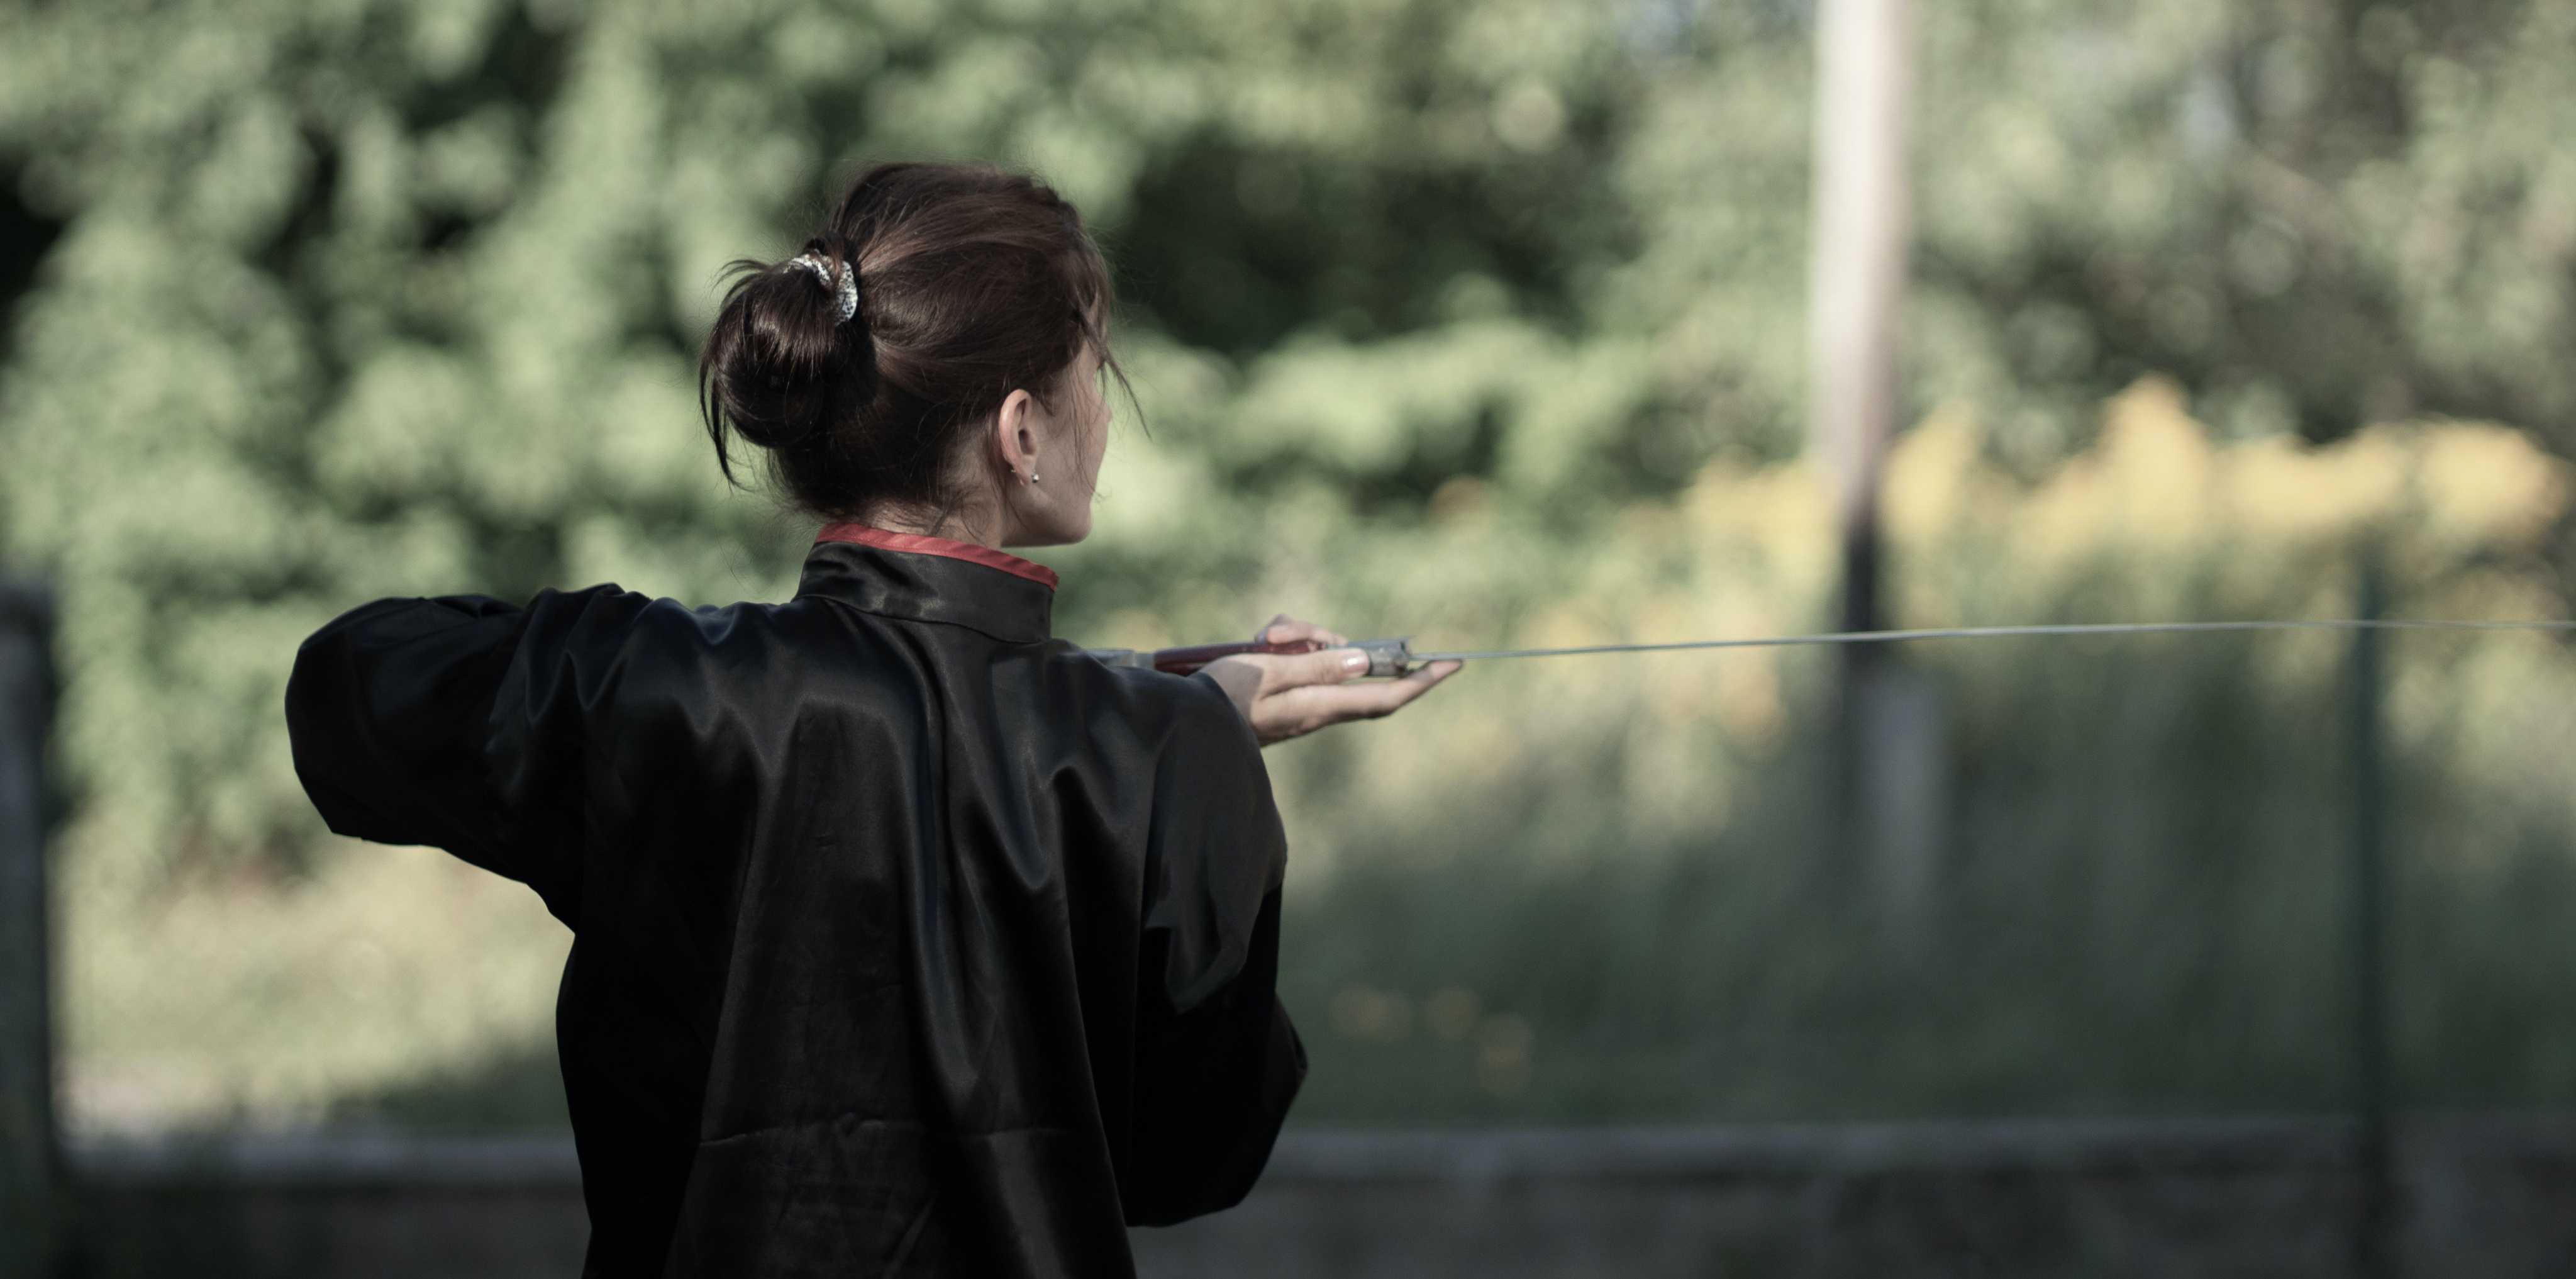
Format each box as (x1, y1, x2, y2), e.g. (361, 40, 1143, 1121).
(284, 160, 1460, 1276)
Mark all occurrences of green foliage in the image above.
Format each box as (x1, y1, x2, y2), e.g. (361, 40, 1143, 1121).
(6, 0, 2576, 876)
(1909, 0, 2576, 469)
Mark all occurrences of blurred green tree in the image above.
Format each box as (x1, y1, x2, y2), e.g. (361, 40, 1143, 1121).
(0, 0, 2572, 883)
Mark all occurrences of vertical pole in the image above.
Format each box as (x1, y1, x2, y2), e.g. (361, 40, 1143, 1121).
(1810, 0, 1914, 646)
(2348, 553, 2393, 1279)
(1811, 0, 1930, 933)
(0, 582, 58, 1278)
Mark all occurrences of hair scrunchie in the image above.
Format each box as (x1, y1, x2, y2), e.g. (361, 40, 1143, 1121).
(787, 253, 860, 325)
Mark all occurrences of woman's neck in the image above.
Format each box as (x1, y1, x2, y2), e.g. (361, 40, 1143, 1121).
(854, 497, 1006, 550)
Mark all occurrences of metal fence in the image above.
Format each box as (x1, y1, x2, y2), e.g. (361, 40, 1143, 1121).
(1, 579, 58, 1278)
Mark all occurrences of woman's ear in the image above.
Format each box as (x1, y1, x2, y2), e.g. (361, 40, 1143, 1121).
(991, 388, 1040, 485)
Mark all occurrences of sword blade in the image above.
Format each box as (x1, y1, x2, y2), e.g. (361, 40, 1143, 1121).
(1409, 618, 2576, 665)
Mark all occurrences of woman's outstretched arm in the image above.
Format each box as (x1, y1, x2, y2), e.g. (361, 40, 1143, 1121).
(286, 594, 530, 874)
(284, 584, 650, 922)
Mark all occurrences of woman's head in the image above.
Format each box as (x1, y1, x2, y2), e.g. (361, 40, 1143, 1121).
(698, 162, 1130, 547)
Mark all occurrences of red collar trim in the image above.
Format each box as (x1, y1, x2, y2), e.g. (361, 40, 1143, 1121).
(813, 523, 1059, 591)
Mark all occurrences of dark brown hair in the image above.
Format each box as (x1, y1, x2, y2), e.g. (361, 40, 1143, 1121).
(698, 162, 1132, 520)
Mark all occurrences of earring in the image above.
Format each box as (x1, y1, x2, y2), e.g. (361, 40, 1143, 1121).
(1026, 471, 1039, 485)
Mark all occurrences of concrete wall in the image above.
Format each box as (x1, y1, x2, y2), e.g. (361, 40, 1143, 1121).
(57, 1117, 2576, 1278)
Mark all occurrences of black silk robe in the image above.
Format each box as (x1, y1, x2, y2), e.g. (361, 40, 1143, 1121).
(283, 527, 1306, 1277)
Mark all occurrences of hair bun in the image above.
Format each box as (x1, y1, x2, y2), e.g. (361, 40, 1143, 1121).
(699, 246, 877, 455)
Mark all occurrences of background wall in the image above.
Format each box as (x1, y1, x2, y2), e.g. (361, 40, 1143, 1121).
(58, 1120, 2576, 1277)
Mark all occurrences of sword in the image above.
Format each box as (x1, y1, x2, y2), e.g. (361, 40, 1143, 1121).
(1084, 618, 2576, 678)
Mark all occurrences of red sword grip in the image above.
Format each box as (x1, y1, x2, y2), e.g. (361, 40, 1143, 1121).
(1144, 638, 1321, 675)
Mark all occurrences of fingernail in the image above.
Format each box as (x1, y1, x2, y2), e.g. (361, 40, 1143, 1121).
(1341, 651, 1369, 673)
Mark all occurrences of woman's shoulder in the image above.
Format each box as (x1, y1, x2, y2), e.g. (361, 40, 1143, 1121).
(522, 583, 792, 645)
(506, 585, 810, 705)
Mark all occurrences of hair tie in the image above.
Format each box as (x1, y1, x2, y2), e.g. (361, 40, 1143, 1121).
(787, 253, 860, 325)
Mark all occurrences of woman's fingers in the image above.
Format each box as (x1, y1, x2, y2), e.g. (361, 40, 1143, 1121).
(1334, 661, 1461, 717)
(1266, 659, 1462, 731)
(1250, 646, 1372, 693)
(1209, 647, 1462, 746)
(1256, 614, 1348, 649)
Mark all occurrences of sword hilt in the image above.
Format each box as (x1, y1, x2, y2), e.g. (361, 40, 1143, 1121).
(1084, 637, 1416, 678)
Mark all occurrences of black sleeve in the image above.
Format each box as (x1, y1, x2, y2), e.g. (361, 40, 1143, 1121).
(283, 584, 649, 922)
(1123, 674, 1308, 1227)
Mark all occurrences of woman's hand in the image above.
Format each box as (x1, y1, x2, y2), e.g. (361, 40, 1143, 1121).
(1198, 614, 1463, 747)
